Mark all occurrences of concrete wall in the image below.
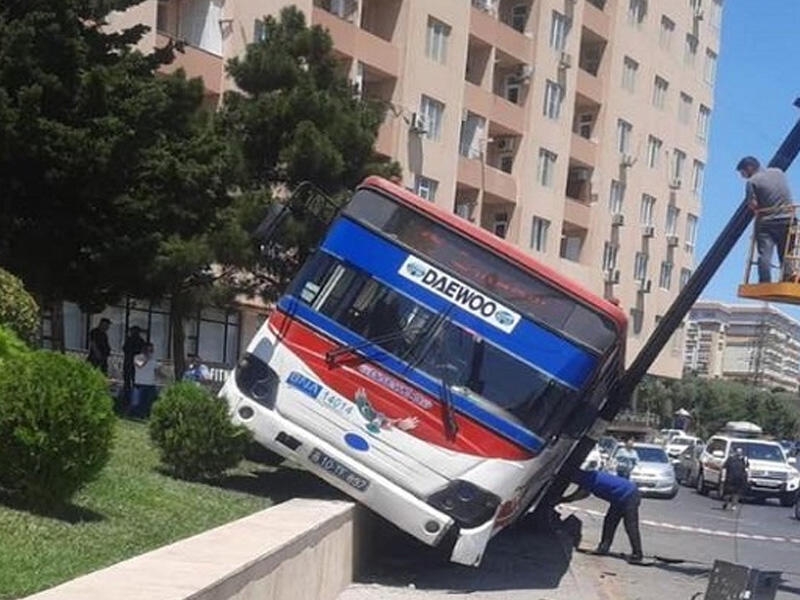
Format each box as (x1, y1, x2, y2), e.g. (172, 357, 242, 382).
(24, 499, 364, 600)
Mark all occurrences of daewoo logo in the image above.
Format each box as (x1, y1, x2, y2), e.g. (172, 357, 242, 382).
(398, 256, 521, 334)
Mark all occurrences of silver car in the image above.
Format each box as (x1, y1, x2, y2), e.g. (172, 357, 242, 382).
(608, 443, 679, 499)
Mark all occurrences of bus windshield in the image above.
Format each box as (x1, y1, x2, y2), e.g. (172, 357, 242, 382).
(288, 252, 580, 441)
(343, 189, 619, 353)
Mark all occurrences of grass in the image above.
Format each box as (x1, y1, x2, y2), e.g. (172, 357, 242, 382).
(0, 419, 337, 599)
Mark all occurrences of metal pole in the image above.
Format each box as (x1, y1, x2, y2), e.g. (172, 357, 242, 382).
(542, 101, 800, 511)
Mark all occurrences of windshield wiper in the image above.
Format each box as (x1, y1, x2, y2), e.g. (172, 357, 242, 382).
(438, 368, 460, 441)
(325, 325, 425, 366)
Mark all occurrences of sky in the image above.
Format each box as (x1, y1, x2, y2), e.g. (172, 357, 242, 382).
(698, 0, 800, 318)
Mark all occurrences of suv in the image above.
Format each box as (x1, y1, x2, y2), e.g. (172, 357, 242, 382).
(697, 436, 800, 506)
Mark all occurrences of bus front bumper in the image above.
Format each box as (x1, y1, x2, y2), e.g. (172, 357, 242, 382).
(224, 388, 496, 566)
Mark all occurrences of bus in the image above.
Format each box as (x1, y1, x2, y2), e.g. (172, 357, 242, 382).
(220, 176, 627, 566)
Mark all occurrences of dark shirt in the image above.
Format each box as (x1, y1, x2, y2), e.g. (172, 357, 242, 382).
(747, 168, 793, 221)
(723, 455, 748, 482)
(88, 327, 110, 362)
(573, 469, 638, 505)
(123, 335, 146, 362)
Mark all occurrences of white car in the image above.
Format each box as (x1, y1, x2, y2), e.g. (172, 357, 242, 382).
(665, 435, 701, 463)
(581, 445, 603, 471)
(697, 436, 800, 506)
(607, 443, 679, 499)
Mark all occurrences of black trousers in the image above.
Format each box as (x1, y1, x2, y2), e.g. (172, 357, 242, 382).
(600, 492, 643, 557)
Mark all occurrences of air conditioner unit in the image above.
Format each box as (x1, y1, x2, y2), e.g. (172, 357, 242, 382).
(667, 234, 680, 247)
(575, 167, 591, 182)
(410, 113, 428, 135)
(496, 137, 517, 152)
(693, 7, 704, 20)
(669, 178, 682, 189)
(621, 153, 637, 168)
(642, 225, 655, 238)
(515, 64, 534, 82)
(461, 108, 470, 122)
(474, 0, 496, 14)
(559, 52, 573, 70)
(611, 213, 625, 227)
(638, 279, 652, 294)
(605, 269, 621, 284)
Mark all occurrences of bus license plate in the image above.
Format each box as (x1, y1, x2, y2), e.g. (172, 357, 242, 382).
(308, 448, 370, 492)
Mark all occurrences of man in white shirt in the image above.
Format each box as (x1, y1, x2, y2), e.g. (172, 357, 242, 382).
(130, 343, 158, 418)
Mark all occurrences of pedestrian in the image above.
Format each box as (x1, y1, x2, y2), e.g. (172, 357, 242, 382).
(736, 156, 797, 282)
(122, 326, 146, 407)
(87, 318, 112, 374)
(129, 343, 158, 419)
(562, 467, 644, 563)
(182, 353, 210, 385)
(615, 438, 639, 479)
(722, 447, 749, 511)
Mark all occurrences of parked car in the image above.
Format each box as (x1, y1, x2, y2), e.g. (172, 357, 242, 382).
(607, 443, 679, 499)
(675, 441, 705, 487)
(665, 435, 702, 463)
(697, 435, 800, 506)
(659, 428, 685, 443)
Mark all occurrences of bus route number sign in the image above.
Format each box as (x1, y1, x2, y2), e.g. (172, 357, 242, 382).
(308, 448, 371, 492)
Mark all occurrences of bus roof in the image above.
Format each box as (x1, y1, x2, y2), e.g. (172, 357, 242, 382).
(360, 176, 628, 336)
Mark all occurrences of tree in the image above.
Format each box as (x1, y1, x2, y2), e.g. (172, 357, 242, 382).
(0, 0, 181, 345)
(220, 6, 400, 299)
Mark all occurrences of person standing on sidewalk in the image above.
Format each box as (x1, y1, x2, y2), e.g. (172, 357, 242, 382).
(562, 468, 644, 563)
(721, 447, 749, 511)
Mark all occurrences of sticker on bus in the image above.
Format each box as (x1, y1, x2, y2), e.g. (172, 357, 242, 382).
(398, 255, 521, 334)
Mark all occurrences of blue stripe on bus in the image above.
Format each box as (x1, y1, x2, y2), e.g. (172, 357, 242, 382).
(277, 296, 545, 452)
(321, 218, 597, 389)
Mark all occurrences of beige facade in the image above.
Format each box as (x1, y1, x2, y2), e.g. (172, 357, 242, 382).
(684, 301, 800, 392)
(110, 0, 723, 377)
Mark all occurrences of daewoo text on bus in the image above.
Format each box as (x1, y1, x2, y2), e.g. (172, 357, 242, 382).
(220, 177, 627, 566)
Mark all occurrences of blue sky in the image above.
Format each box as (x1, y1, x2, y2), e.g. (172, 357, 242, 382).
(699, 0, 800, 317)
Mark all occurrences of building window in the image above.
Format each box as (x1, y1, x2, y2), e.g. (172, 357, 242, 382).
(415, 175, 438, 201)
(577, 113, 594, 139)
(609, 180, 625, 215)
(544, 80, 564, 119)
(537, 148, 557, 187)
(652, 76, 668, 109)
(678, 93, 693, 124)
(617, 119, 632, 154)
(500, 154, 514, 173)
(511, 4, 529, 32)
(697, 105, 711, 140)
(686, 214, 698, 248)
(622, 56, 638, 92)
(640, 194, 656, 226)
(680, 268, 692, 290)
(425, 17, 451, 64)
(646, 135, 663, 168)
(692, 160, 705, 196)
(684, 34, 698, 66)
(493, 212, 509, 239)
(659, 261, 673, 290)
(603, 242, 619, 271)
(531, 217, 550, 251)
(627, 0, 647, 26)
(672, 149, 686, 180)
(420, 95, 444, 141)
(550, 11, 570, 51)
(157, 0, 170, 33)
(704, 49, 718, 84)
(659, 15, 675, 49)
(710, 0, 723, 30)
(666, 204, 680, 235)
(505, 76, 521, 104)
(253, 18, 266, 42)
(459, 112, 486, 158)
(634, 252, 649, 281)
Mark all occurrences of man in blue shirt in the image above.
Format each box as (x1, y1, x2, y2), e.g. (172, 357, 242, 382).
(563, 468, 643, 563)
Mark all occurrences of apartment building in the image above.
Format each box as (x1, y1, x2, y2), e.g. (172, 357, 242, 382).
(109, 0, 723, 377)
(684, 301, 800, 392)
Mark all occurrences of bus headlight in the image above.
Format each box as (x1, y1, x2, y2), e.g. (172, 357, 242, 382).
(234, 353, 279, 409)
(427, 480, 501, 529)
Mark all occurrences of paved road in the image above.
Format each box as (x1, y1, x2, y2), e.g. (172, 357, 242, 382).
(339, 483, 800, 599)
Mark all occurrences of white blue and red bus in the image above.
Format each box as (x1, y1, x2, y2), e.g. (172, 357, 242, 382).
(220, 176, 627, 565)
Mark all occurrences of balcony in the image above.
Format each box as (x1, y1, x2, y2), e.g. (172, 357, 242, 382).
(570, 133, 598, 166)
(576, 68, 603, 104)
(469, 6, 533, 64)
(583, 1, 610, 39)
(457, 156, 517, 205)
(156, 32, 224, 96)
(463, 82, 525, 135)
(563, 197, 592, 230)
(312, 7, 399, 77)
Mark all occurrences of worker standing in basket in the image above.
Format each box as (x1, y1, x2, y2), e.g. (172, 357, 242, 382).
(737, 156, 796, 282)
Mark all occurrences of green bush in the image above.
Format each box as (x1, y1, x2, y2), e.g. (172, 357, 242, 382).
(0, 268, 39, 344)
(149, 383, 251, 481)
(0, 325, 30, 363)
(0, 351, 115, 508)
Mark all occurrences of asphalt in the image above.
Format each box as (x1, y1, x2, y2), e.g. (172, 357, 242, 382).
(338, 483, 800, 599)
